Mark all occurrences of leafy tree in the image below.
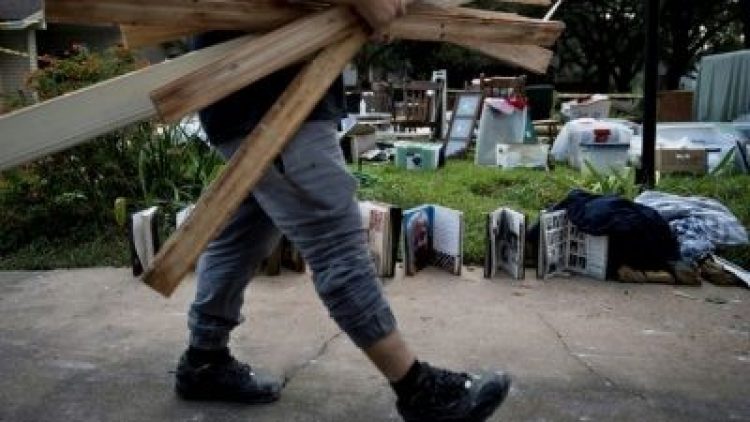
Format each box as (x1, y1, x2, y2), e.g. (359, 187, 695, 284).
(741, 0, 750, 48)
(660, 0, 744, 89)
(555, 0, 645, 92)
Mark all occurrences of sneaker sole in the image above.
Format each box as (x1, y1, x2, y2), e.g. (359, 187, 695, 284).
(175, 385, 281, 404)
(400, 372, 512, 422)
(468, 372, 512, 422)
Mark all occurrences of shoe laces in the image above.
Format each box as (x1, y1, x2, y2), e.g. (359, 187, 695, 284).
(223, 358, 256, 381)
(419, 364, 472, 406)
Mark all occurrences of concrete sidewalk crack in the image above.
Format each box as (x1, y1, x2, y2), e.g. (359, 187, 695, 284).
(283, 331, 344, 387)
(537, 312, 648, 401)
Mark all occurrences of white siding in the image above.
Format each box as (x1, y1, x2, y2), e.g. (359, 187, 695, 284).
(0, 30, 32, 98)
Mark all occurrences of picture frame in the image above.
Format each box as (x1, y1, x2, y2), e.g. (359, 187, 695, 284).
(443, 91, 483, 158)
(454, 92, 483, 117)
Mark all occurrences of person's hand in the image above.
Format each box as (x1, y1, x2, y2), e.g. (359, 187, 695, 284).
(350, 0, 410, 31)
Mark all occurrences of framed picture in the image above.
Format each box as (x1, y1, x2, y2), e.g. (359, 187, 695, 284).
(443, 91, 484, 158)
(454, 92, 483, 117)
(449, 118, 474, 139)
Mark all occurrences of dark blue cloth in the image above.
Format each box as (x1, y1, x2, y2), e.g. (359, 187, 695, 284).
(558, 189, 680, 274)
(539, 189, 680, 276)
(191, 31, 346, 144)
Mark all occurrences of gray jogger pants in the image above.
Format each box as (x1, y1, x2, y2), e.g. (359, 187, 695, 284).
(188, 122, 397, 350)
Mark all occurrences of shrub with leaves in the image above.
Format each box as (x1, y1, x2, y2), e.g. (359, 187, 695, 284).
(0, 45, 222, 257)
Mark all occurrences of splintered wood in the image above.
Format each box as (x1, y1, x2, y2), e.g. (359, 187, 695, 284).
(0, 0, 565, 296)
(144, 29, 368, 295)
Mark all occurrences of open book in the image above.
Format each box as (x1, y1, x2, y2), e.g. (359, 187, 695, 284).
(129, 207, 160, 277)
(403, 205, 463, 276)
(484, 208, 526, 280)
(537, 209, 608, 280)
(359, 201, 402, 278)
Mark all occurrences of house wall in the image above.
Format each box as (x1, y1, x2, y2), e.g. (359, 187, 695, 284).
(0, 29, 32, 100)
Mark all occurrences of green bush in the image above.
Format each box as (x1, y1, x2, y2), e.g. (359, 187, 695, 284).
(0, 45, 223, 258)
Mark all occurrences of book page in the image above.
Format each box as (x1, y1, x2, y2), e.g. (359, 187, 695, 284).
(566, 225, 608, 280)
(132, 206, 159, 272)
(539, 209, 568, 279)
(432, 205, 463, 275)
(359, 201, 389, 276)
(486, 211, 501, 278)
(404, 205, 434, 275)
(497, 208, 526, 280)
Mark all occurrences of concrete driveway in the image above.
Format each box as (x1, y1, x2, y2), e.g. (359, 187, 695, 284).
(0, 267, 748, 421)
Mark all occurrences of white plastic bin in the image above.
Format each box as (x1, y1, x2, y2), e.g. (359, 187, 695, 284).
(579, 143, 630, 175)
(475, 102, 528, 166)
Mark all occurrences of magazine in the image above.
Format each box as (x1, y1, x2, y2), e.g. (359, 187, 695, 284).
(129, 206, 160, 277)
(359, 201, 403, 278)
(403, 205, 463, 276)
(537, 209, 608, 280)
(484, 208, 526, 280)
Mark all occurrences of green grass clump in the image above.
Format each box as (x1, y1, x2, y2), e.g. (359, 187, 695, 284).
(356, 160, 579, 265)
(0, 227, 129, 270)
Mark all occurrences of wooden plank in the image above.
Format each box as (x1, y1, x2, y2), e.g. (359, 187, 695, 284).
(143, 29, 368, 297)
(151, 7, 358, 123)
(46, 0, 312, 32)
(120, 25, 200, 49)
(447, 38, 553, 74)
(0, 36, 255, 172)
(386, 4, 564, 47)
(47, 1, 564, 47)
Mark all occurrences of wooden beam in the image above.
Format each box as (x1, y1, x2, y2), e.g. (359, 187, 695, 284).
(0, 35, 251, 171)
(386, 4, 564, 47)
(151, 7, 359, 123)
(143, 29, 368, 297)
(120, 25, 200, 49)
(46, 0, 312, 32)
(47, 1, 564, 48)
(447, 38, 553, 74)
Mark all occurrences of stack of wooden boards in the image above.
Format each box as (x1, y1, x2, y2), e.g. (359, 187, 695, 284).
(0, 0, 564, 297)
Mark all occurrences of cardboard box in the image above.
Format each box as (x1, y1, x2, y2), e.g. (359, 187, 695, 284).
(657, 90, 694, 122)
(656, 149, 707, 174)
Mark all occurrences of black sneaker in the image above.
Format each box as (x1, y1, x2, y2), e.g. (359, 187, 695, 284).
(397, 363, 511, 422)
(175, 351, 282, 404)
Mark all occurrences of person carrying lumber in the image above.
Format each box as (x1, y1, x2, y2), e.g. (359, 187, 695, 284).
(175, 1, 511, 420)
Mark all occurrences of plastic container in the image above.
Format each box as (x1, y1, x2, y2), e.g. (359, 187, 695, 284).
(563, 119, 633, 168)
(579, 143, 630, 175)
(475, 103, 528, 166)
(394, 142, 443, 171)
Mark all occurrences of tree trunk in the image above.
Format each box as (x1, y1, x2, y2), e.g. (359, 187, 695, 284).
(742, 0, 750, 48)
(663, 0, 694, 90)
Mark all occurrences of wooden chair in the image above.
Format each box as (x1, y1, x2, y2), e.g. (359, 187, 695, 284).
(392, 80, 442, 135)
(478, 74, 527, 98)
(371, 81, 392, 114)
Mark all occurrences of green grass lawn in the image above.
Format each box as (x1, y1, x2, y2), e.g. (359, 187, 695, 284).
(1, 159, 748, 270)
